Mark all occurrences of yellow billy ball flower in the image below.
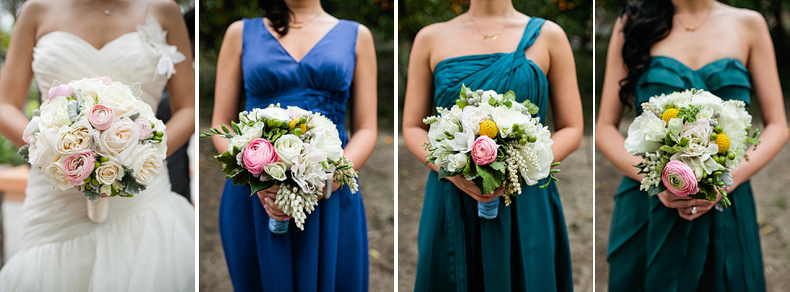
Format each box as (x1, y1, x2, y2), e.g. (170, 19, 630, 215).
(662, 108, 679, 123)
(478, 120, 498, 138)
(288, 119, 307, 133)
(714, 133, 730, 154)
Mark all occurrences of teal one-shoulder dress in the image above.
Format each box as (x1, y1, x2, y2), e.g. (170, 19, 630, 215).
(607, 56, 766, 292)
(413, 17, 573, 292)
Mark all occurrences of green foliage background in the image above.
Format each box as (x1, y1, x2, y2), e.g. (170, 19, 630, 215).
(199, 0, 395, 126)
(398, 0, 594, 133)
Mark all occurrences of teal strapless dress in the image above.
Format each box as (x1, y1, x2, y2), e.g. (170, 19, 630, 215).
(414, 18, 573, 292)
(607, 56, 766, 292)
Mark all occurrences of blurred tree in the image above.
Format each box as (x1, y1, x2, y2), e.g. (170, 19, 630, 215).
(398, 0, 593, 132)
(199, 0, 395, 125)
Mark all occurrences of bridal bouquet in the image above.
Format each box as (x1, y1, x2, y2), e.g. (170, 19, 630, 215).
(19, 77, 167, 202)
(201, 104, 358, 233)
(423, 85, 559, 219)
(624, 89, 760, 207)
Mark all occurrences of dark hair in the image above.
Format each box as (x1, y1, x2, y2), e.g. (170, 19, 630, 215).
(259, 0, 292, 36)
(618, 0, 674, 108)
(184, 8, 195, 41)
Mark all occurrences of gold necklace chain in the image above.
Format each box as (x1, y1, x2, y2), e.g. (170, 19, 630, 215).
(676, 2, 715, 32)
(87, 0, 120, 16)
(291, 10, 325, 30)
(469, 12, 513, 41)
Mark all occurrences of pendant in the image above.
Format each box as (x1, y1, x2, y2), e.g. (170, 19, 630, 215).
(104, 10, 110, 16)
(483, 34, 499, 41)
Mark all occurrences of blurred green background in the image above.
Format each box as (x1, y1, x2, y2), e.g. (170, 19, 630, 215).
(595, 0, 790, 118)
(198, 0, 395, 127)
(398, 0, 593, 133)
(0, 0, 195, 166)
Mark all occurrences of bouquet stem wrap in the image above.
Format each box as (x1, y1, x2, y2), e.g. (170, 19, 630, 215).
(269, 218, 288, 235)
(87, 197, 109, 223)
(477, 197, 500, 219)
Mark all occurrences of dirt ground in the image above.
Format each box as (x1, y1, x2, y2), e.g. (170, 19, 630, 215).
(397, 136, 595, 292)
(198, 118, 395, 291)
(594, 122, 790, 291)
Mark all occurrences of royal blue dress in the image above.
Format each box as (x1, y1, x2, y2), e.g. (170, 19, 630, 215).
(218, 18, 369, 292)
(414, 18, 573, 292)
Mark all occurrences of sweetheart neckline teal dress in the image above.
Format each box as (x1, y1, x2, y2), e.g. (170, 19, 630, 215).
(607, 56, 765, 292)
(414, 17, 574, 292)
(218, 18, 369, 292)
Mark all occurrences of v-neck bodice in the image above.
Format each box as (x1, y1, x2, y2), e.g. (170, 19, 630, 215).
(241, 18, 358, 145)
(635, 56, 752, 114)
(432, 17, 549, 120)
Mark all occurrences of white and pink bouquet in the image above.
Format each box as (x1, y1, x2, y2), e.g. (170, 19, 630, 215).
(201, 104, 358, 233)
(625, 89, 761, 206)
(423, 85, 559, 219)
(20, 77, 167, 203)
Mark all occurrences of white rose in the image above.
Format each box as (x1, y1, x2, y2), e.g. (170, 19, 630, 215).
(256, 107, 291, 122)
(23, 116, 40, 144)
(129, 144, 164, 185)
(264, 161, 288, 181)
(290, 144, 331, 194)
(54, 120, 94, 155)
(624, 114, 667, 154)
(492, 106, 530, 137)
(228, 122, 264, 151)
(69, 78, 105, 94)
(42, 158, 71, 191)
(286, 106, 312, 119)
(28, 131, 60, 167)
(518, 142, 554, 185)
(427, 118, 460, 146)
(695, 107, 715, 121)
(445, 153, 468, 173)
(430, 145, 451, 169)
(310, 130, 343, 161)
(98, 83, 137, 116)
(39, 97, 72, 129)
(667, 117, 684, 137)
(95, 156, 125, 185)
(274, 134, 304, 167)
(96, 117, 139, 164)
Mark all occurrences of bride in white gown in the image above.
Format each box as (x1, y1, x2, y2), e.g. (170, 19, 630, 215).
(0, 1, 195, 291)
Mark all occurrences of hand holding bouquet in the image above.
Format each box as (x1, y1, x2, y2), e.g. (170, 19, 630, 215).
(624, 89, 761, 207)
(423, 85, 559, 219)
(201, 104, 359, 233)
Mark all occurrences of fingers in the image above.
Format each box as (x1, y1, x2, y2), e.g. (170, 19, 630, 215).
(257, 191, 290, 221)
(677, 200, 717, 221)
(657, 191, 696, 209)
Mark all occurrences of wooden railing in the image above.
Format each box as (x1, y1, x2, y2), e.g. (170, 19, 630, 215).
(0, 165, 28, 267)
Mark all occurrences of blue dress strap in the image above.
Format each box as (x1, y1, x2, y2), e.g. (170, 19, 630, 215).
(517, 17, 546, 51)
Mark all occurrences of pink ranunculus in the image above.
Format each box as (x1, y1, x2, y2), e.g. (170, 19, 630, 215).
(134, 118, 153, 140)
(94, 76, 113, 85)
(471, 136, 499, 165)
(662, 160, 700, 196)
(47, 84, 73, 100)
(242, 138, 279, 176)
(64, 151, 96, 186)
(89, 104, 115, 131)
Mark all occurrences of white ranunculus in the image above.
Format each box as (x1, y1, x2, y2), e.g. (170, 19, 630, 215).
(492, 105, 530, 137)
(461, 104, 493, 134)
(95, 156, 125, 185)
(518, 142, 554, 185)
(445, 123, 475, 153)
(445, 153, 468, 173)
(256, 107, 291, 122)
(274, 134, 304, 167)
(680, 120, 711, 147)
(228, 122, 264, 150)
(427, 118, 461, 146)
(98, 83, 138, 116)
(96, 117, 139, 164)
(667, 117, 684, 137)
(54, 120, 94, 155)
(264, 162, 288, 181)
(129, 144, 164, 185)
(430, 144, 452, 169)
(695, 107, 715, 121)
(39, 97, 72, 129)
(290, 144, 331, 194)
(624, 114, 667, 154)
(672, 143, 719, 175)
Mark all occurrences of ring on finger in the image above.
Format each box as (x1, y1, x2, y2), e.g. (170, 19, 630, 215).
(691, 206, 698, 215)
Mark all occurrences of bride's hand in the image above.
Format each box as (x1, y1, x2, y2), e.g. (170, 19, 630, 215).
(446, 175, 504, 203)
(657, 190, 721, 221)
(257, 185, 290, 221)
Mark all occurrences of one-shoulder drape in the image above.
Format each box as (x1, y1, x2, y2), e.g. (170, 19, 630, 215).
(414, 17, 573, 292)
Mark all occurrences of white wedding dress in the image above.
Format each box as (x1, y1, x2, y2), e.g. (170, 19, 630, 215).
(0, 15, 195, 291)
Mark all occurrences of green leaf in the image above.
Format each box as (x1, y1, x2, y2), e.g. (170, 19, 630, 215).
(476, 164, 504, 195)
(462, 158, 477, 179)
(460, 84, 470, 98)
(504, 91, 516, 101)
(231, 169, 254, 186)
(437, 168, 456, 180)
(84, 188, 101, 202)
(249, 179, 276, 196)
(489, 161, 506, 173)
(119, 171, 146, 194)
(647, 184, 666, 197)
(231, 121, 241, 135)
(17, 145, 29, 160)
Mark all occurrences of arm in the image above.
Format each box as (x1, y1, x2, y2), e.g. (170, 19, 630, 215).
(595, 18, 645, 181)
(343, 24, 378, 171)
(727, 11, 789, 189)
(542, 21, 583, 162)
(209, 21, 244, 155)
(0, 2, 42, 147)
(152, 1, 196, 156)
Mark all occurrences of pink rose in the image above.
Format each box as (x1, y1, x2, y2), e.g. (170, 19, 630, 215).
(471, 136, 499, 165)
(242, 138, 279, 176)
(662, 160, 700, 196)
(94, 76, 113, 85)
(47, 84, 73, 100)
(89, 104, 115, 131)
(134, 118, 153, 140)
(64, 151, 96, 186)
